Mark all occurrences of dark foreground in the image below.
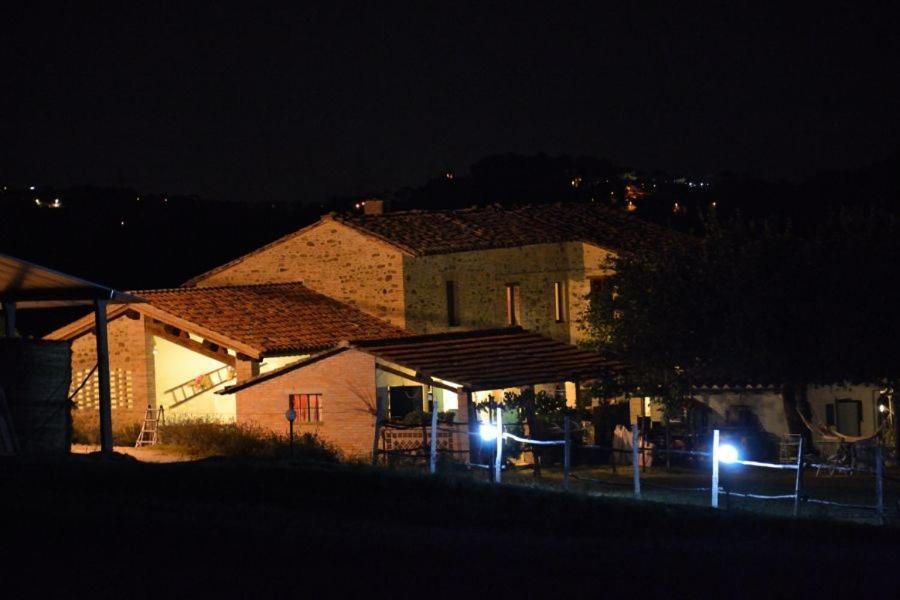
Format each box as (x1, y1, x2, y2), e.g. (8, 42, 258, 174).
(1, 456, 896, 599)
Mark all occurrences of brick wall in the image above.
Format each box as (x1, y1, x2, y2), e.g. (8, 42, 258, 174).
(69, 312, 155, 427)
(235, 349, 378, 459)
(194, 218, 408, 328)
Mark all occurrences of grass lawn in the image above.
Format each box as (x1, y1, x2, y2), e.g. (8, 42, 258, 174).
(1, 454, 897, 598)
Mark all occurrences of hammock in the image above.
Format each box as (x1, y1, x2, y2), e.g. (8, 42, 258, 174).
(796, 408, 884, 444)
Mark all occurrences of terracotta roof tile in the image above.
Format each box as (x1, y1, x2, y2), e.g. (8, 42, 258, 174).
(333, 202, 688, 256)
(133, 283, 407, 355)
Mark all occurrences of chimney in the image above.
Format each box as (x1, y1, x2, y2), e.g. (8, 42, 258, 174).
(363, 199, 385, 216)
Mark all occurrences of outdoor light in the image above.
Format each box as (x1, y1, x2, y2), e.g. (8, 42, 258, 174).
(718, 443, 739, 464)
(879, 404, 887, 413)
(479, 422, 500, 441)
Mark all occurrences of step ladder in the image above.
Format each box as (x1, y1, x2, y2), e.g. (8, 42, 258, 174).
(135, 405, 165, 447)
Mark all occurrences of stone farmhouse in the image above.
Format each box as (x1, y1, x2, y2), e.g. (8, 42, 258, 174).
(47, 201, 885, 457)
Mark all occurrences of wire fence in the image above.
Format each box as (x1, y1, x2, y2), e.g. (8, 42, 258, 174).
(372, 407, 897, 526)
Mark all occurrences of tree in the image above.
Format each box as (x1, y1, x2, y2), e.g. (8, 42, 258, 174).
(583, 207, 900, 456)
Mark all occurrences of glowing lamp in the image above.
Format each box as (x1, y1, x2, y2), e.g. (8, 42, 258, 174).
(479, 423, 501, 441)
(879, 404, 886, 413)
(718, 444, 739, 464)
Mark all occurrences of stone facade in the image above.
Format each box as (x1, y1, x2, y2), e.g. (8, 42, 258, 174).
(69, 312, 155, 427)
(403, 241, 614, 343)
(234, 349, 378, 458)
(195, 218, 408, 328)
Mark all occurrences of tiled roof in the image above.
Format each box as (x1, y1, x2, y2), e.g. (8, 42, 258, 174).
(333, 202, 688, 256)
(221, 327, 627, 394)
(131, 283, 407, 355)
(47, 283, 408, 356)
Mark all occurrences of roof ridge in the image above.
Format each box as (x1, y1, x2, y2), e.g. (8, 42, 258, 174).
(131, 281, 308, 294)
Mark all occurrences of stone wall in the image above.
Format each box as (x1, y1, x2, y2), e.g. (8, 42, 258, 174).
(69, 312, 155, 427)
(194, 218, 408, 328)
(234, 349, 378, 458)
(403, 241, 615, 344)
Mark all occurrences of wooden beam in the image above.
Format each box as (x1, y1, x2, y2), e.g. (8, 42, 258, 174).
(146, 322, 236, 368)
(375, 362, 463, 393)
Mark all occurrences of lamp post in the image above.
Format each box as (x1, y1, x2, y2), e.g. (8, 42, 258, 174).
(285, 407, 296, 459)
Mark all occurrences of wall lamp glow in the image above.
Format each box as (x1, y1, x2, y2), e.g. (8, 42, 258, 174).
(479, 422, 501, 441)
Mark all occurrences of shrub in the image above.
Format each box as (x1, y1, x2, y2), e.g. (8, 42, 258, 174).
(70, 410, 142, 446)
(158, 419, 340, 462)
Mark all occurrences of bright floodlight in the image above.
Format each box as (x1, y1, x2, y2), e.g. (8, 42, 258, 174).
(479, 423, 500, 441)
(718, 444, 739, 464)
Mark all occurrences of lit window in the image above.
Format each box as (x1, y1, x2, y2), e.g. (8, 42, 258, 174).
(553, 281, 566, 322)
(446, 281, 459, 327)
(289, 393, 323, 423)
(505, 284, 520, 326)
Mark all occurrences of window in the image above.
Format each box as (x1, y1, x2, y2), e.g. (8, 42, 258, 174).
(446, 281, 459, 326)
(389, 386, 423, 419)
(505, 284, 520, 326)
(289, 393, 323, 423)
(553, 281, 566, 322)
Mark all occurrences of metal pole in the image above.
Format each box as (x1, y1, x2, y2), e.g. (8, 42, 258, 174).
(289, 418, 294, 459)
(429, 387, 438, 474)
(875, 445, 885, 525)
(563, 416, 571, 491)
(632, 424, 641, 499)
(793, 436, 804, 518)
(711, 429, 720, 509)
(371, 394, 385, 466)
(494, 406, 503, 484)
(94, 299, 113, 454)
(2, 301, 16, 338)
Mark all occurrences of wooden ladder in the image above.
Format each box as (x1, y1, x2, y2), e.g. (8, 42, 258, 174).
(135, 405, 164, 447)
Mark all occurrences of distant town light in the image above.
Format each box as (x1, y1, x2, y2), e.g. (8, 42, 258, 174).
(34, 198, 41, 206)
(29, 185, 35, 191)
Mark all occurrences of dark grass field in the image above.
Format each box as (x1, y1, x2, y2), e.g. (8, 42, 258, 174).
(1, 455, 897, 599)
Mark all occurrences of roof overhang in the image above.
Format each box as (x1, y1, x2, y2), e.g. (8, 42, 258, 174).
(1, 254, 141, 308)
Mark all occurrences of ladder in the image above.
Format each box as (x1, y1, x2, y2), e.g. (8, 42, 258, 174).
(135, 405, 165, 447)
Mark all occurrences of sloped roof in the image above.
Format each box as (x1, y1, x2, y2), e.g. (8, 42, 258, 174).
(222, 327, 626, 394)
(184, 202, 688, 286)
(333, 202, 686, 256)
(47, 282, 407, 356)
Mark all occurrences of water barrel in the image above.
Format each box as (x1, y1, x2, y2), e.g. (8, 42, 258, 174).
(0, 339, 72, 454)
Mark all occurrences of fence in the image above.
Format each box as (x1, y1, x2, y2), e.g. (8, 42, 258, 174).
(386, 405, 895, 525)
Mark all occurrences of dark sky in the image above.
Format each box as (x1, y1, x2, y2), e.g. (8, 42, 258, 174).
(3, 3, 899, 203)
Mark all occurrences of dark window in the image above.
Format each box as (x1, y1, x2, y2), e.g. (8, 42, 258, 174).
(389, 386, 423, 419)
(446, 281, 459, 326)
(289, 393, 323, 423)
(506, 284, 520, 326)
(825, 403, 835, 426)
(553, 281, 566, 322)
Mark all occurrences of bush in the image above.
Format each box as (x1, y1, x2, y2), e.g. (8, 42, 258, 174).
(71, 410, 143, 446)
(158, 419, 341, 462)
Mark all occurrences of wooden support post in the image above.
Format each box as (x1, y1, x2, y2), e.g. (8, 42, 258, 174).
(429, 387, 438, 475)
(711, 429, 720, 509)
(94, 299, 113, 454)
(494, 406, 503, 484)
(466, 391, 479, 464)
(372, 393, 385, 466)
(793, 436, 804, 518)
(2, 301, 17, 338)
(632, 424, 641, 499)
(875, 445, 885, 525)
(563, 416, 571, 491)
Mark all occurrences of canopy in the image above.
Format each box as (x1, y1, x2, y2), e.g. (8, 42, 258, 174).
(0, 254, 139, 308)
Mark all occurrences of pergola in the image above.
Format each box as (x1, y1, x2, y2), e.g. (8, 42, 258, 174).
(0, 254, 139, 453)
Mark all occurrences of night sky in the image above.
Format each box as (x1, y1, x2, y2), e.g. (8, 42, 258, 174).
(3, 3, 898, 203)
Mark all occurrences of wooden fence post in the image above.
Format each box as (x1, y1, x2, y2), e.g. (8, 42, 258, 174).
(632, 424, 641, 499)
(875, 445, 885, 525)
(371, 394, 385, 466)
(711, 429, 720, 509)
(793, 436, 804, 518)
(563, 416, 571, 491)
(429, 387, 438, 475)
